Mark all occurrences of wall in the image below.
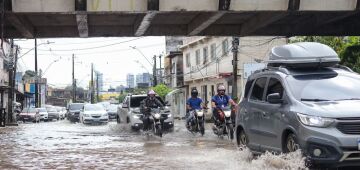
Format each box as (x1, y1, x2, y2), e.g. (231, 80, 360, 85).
(12, 0, 75, 12)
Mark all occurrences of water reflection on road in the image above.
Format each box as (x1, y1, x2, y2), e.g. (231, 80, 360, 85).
(0, 120, 306, 170)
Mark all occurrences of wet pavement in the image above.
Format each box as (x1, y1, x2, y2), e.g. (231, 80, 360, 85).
(0, 120, 307, 170)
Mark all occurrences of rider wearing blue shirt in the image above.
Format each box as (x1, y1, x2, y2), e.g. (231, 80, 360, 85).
(211, 85, 237, 125)
(186, 88, 204, 127)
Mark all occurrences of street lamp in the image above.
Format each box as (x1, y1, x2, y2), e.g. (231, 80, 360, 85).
(130, 46, 153, 67)
(40, 58, 60, 78)
(18, 41, 54, 59)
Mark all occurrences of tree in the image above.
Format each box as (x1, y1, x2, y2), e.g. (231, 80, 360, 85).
(22, 70, 36, 80)
(152, 84, 172, 100)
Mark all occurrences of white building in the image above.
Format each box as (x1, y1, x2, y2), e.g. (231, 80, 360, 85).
(181, 36, 286, 107)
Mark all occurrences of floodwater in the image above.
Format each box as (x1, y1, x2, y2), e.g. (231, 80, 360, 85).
(0, 120, 307, 170)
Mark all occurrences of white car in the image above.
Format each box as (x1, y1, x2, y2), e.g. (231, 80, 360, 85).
(56, 106, 66, 120)
(80, 104, 109, 124)
(36, 108, 48, 122)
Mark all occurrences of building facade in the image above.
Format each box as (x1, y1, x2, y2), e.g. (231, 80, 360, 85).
(126, 74, 135, 88)
(181, 36, 286, 107)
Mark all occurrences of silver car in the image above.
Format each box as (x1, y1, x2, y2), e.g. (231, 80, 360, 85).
(236, 42, 360, 168)
(117, 94, 174, 131)
(80, 104, 109, 124)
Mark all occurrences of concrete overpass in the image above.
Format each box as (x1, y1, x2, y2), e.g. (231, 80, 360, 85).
(1, 0, 360, 38)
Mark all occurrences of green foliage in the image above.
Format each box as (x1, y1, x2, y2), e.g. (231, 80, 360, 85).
(117, 94, 127, 103)
(340, 45, 360, 73)
(152, 84, 172, 100)
(290, 36, 360, 73)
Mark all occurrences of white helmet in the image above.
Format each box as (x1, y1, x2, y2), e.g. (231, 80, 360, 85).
(148, 90, 156, 96)
(217, 85, 226, 91)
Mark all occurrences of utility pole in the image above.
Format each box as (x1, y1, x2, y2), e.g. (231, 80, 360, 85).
(74, 79, 77, 102)
(72, 54, 76, 102)
(158, 55, 162, 84)
(232, 37, 240, 100)
(153, 55, 157, 86)
(90, 63, 95, 104)
(96, 73, 99, 102)
(7, 39, 14, 123)
(35, 38, 39, 108)
(10, 45, 19, 123)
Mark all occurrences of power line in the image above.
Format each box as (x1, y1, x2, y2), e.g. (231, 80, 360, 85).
(21, 37, 144, 52)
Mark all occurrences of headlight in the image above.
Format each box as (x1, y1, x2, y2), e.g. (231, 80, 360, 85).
(133, 114, 141, 119)
(167, 114, 172, 118)
(154, 113, 161, 119)
(224, 111, 231, 117)
(297, 113, 334, 127)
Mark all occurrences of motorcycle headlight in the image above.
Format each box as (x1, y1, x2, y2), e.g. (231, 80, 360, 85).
(133, 114, 141, 119)
(297, 113, 334, 128)
(197, 111, 204, 117)
(224, 111, 231, 117)
(154, 113, 161, 119)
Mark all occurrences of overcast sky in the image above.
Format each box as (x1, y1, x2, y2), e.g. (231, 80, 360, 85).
(15, 37, 166, 90)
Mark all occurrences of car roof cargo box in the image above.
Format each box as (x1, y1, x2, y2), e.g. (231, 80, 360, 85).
(268, 42, 340, 68)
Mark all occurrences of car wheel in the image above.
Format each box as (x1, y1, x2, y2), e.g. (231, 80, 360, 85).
(285, 133, 300, 153)
(237, 128, 248, 148)
(116, 116, 121, 124)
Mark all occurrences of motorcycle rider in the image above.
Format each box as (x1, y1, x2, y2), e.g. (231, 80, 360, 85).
(186, 88, 204, 128)
(211, 85, 237, 125)
(140, 90, 164, 131)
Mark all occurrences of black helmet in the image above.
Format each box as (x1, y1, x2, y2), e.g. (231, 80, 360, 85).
(191, 88, 198, 97)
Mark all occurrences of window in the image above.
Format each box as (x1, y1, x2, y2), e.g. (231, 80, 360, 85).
(201, 85, 208, 103)
(195, 49, 200, 65)
(186, 53, 191, 67)
(210, 43, 216, 61)
(244, 79, 255, 98)
(266, 78, 284, 101)
(203, 47, 209, 64)
(250, 77, 267, 101)
(222, 39, 229, 56)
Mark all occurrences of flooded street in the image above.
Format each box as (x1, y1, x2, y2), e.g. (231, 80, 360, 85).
(0, 120, 306, 170)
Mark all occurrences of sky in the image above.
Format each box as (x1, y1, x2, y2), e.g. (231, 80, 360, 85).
(15, 37, 166, 90)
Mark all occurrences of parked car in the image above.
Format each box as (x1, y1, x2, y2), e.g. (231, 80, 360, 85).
(67, 103, 85, 122)
(117, 94, 174, 131)
(36, 108, 48, 122)
(19, 107, 40, 123)
(80, 104, 109, 124)
(56, 106, 66, 120)
(47, 107, 60, 121)
(235, 42, 360, 168)
(107, 104, 118, 120)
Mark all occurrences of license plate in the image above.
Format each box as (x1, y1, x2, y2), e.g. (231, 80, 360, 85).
(93, 119, 100, 122)
(358, 139, 360, 150)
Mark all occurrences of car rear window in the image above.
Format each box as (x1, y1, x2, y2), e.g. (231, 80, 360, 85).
(69, 103, 84, 110)
(22, 108, 37, 113)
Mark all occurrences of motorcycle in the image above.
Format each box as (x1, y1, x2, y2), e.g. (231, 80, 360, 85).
(186, 109, 205, 136)
(212, 106, 234, 140)
(142, 108, 164, 137)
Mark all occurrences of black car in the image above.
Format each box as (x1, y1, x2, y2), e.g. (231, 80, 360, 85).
(67, 103, 84, 122)
(107, 104, 118, 120)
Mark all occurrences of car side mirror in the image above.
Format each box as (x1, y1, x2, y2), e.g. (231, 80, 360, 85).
(122, 103, 128, 108)
(267, 93, 283, 104)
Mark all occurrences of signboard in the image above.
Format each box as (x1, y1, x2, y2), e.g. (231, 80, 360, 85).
(243, 63, 267, 79)
(25, 83, 36, 93)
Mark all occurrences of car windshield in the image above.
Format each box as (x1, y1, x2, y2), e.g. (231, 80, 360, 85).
(22, 108, 37, 113)
(47, 108, 57, 112)
(130, 96, 164, 108)
(108, 105, 117, 112)
(85, 105, 104, 111)
(37, 108, 47, 112)
(69, 104, 84, 110)
(287, 73, 360, 101)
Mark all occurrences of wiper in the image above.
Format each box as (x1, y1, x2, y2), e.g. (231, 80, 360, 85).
(301, 98, 330, 102)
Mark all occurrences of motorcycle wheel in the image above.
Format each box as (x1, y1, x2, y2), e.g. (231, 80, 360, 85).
(227, 125, 234, 140)
(199, 122, 205, 136)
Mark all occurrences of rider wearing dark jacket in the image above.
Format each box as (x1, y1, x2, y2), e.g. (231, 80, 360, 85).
(140, 90, 164, 130)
